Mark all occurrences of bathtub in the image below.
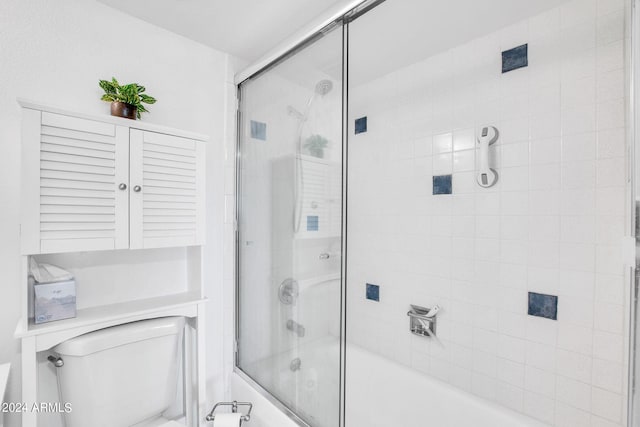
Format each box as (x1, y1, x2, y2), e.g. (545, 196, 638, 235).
(345, 345, 548, 427)
(231, 371, 299, 427)
(233, 342, 550, 427)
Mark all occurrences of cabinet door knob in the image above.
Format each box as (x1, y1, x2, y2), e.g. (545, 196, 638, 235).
(133, 185, 142, 193)
(118, 183, 127, 191)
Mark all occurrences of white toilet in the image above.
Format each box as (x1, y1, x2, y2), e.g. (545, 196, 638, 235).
(53, 317, 185, 427)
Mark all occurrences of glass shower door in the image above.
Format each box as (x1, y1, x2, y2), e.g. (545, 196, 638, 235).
(236, 24, 343, 427)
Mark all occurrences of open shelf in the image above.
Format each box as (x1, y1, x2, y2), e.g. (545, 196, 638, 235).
(16, 291, 205, 340)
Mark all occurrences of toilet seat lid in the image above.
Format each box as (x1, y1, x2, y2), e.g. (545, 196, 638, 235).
(54, 317, 184, 356)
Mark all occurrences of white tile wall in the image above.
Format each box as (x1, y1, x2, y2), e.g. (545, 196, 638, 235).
(347, 0, 629, 425)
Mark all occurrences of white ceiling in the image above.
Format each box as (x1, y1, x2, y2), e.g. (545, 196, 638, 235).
(98, 0, 570, 84)
(96, 0, 351, 62)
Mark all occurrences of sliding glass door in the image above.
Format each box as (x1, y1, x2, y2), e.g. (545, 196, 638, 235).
(236, 24, 343, 427)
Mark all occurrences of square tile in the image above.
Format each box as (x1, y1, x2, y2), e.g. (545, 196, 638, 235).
(355, 116, 368, 134)
(250, 120, 267, 140)
(528, 292, 558, 320)
(502, 44, 529, 73)
(366, 283, 380, 301)
(433, 153, 454, 175)
(433, 175, 453, 195)
(433, 132, 453, 153)
(591, 387, 622, 422)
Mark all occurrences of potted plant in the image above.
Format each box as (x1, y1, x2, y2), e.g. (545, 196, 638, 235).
(303, 134, 329, 158)
(99, 77, 156, 120)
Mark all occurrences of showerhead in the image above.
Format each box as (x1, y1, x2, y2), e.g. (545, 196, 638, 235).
(315, 79, 333, 96)
(287, 80, 333, 122)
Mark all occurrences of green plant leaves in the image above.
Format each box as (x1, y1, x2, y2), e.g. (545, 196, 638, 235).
(304, 134, 329, 149)
(98, 80, 118, 95)
(140, 94, 156, 104)
(98, 77, 157, 118)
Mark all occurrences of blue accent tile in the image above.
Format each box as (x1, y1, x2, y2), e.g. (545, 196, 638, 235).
(306, 215, 319, 231)
(250, 120, 267, 140)
(366, 283, 379, 301)
(432, 175, 452, 195)
(355, 116, 367, 134)
(502, 44, 528, 73)
(528, 292, 558, 320)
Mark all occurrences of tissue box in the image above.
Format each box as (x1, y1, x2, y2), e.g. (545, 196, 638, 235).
(34, 279, 76, 324)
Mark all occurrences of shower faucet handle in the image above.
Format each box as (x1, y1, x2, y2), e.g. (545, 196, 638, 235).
(278, 278, 299, 305)
(424, 304, 441, 318)
(287, 319, 306, 337)
(319, 253, 330, 260)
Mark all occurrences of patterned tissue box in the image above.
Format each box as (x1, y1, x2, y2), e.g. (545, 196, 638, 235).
(34, 279, 76, 324)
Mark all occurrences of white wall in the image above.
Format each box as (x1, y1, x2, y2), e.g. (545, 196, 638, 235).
(347, 0, 629, 426)
(0, 1, 230, 426)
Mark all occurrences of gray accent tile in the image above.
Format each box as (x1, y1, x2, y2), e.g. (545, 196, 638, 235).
(250, 120, 267, 140)
(355, 117, 367, 134)
(433, 175, 452, 195)
(528, 292, 558, 320)
(366, 283, 379, 301)
(502, 44, 528, 73)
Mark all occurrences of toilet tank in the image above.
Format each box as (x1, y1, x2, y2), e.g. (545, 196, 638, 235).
(53, 317, 185, 427)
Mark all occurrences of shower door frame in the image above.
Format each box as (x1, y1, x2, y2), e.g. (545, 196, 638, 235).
(233, 2, 386, 426)
(233, 23, 346, 427)
(631, 0, 640, 425)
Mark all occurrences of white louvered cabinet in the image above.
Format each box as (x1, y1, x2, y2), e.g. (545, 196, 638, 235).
(296, 156, 341, 239)
(129, 129, 205, 249)
(17, 101, 209, 427)
(20, 103, 206, 255)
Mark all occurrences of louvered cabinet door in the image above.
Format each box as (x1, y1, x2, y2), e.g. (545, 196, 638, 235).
(295, 158, 342, 239)
(297, 158, 329, 238)
(21, 109, 129, 254)
(129, 129, 205, 249)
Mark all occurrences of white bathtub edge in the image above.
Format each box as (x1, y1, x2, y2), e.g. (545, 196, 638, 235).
(230, 371, 300, 427)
